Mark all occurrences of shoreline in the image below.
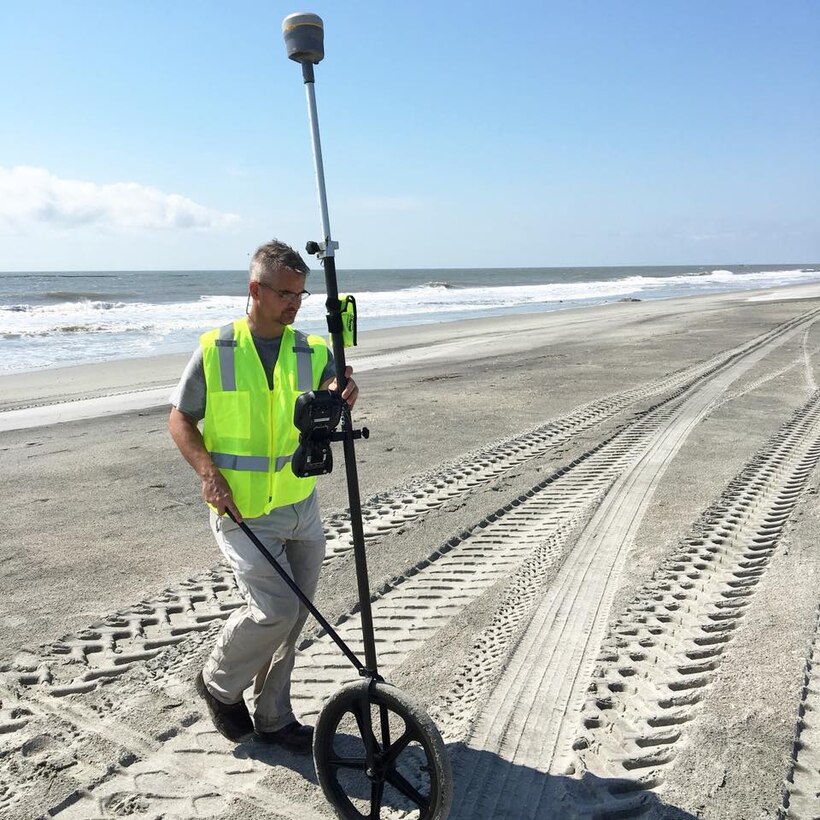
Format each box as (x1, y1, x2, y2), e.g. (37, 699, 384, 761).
(4, 281, 820, 428)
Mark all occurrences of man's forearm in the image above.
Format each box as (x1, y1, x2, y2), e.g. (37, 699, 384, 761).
(169, 408, 241, 519)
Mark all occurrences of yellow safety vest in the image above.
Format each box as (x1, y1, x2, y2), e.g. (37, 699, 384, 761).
(200, 318, 330, 518)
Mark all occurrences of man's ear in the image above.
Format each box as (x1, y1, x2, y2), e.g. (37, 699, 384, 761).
(245, 281, 256, 315)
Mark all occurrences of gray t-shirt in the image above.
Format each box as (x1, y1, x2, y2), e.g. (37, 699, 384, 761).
(170, 333, 335, 421)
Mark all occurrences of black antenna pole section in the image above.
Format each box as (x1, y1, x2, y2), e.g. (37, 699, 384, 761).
(282, 12, 379, 676)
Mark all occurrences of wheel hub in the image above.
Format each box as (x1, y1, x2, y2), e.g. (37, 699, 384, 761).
(365, 753, 388, 782)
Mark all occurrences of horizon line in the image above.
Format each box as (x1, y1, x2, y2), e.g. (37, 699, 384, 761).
(2, 261, 818, 275)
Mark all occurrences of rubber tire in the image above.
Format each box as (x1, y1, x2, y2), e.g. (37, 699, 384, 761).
(313, 679, 453, 820)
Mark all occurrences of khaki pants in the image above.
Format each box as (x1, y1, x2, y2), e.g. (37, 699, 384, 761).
(203, 491, 326, 732)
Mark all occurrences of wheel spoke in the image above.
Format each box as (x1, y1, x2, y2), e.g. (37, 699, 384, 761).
(379, 703, 391, 749)
(351, 703, 381, 757)
(328, 755, 366, 771)
(382, 728, 415, 768)
(369, 780, 385, 819)
(385, 768, 430, 811)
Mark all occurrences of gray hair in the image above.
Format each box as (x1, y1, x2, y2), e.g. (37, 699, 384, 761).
(249, 239, 309, 282)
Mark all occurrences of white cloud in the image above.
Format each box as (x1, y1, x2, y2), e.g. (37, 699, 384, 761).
(0, 166, 240, 231)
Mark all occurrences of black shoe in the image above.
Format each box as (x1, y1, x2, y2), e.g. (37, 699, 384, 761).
(255, 720, 314, 754)
(194, 671, 253, 742)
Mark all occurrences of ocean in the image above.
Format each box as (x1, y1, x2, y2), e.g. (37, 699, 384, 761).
(1, 264, 818, 375)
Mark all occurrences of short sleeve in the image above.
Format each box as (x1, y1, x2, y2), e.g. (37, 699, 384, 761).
(169, 347, 207, 421)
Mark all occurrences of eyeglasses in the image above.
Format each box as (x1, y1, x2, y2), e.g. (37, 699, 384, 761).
(256, 282, 311, 302)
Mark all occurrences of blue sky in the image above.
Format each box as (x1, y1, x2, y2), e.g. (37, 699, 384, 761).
(1, 0, 818, 271)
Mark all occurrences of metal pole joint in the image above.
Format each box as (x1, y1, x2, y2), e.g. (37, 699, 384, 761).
(306, 239, 339, 260)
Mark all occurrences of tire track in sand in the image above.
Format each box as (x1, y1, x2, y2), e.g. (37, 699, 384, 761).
(560, 394, 820, 817)
(804, 326, 819, 393)
(781, 604, 820, 820)
(0, 684, 310, 820)
(444, 324, 797, 820)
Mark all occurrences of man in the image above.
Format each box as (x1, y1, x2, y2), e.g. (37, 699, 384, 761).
(169, 239, 358, 752)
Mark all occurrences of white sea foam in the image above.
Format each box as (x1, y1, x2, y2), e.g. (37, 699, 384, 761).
(0, 295, 246, 338)
(3, 267, 820, 374)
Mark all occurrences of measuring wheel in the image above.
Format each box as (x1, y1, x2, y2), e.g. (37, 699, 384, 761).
(314, 679, 453, 820)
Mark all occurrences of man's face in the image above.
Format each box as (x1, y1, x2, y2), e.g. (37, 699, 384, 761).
(251, 267, 308, 326)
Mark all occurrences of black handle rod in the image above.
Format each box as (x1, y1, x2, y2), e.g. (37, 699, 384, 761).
(225, 510, 366, 674)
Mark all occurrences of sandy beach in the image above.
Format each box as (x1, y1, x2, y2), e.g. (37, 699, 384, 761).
(2, 286, 820, 819)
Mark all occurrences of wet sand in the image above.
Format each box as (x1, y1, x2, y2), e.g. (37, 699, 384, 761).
(1, 286, 819, 819)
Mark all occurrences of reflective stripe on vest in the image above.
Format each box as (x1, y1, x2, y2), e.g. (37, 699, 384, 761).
(215, 322, 237, 391)
(209, 453, 292, 473)
(292, 334, 314, 392)
(210, 452, 270, 472)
